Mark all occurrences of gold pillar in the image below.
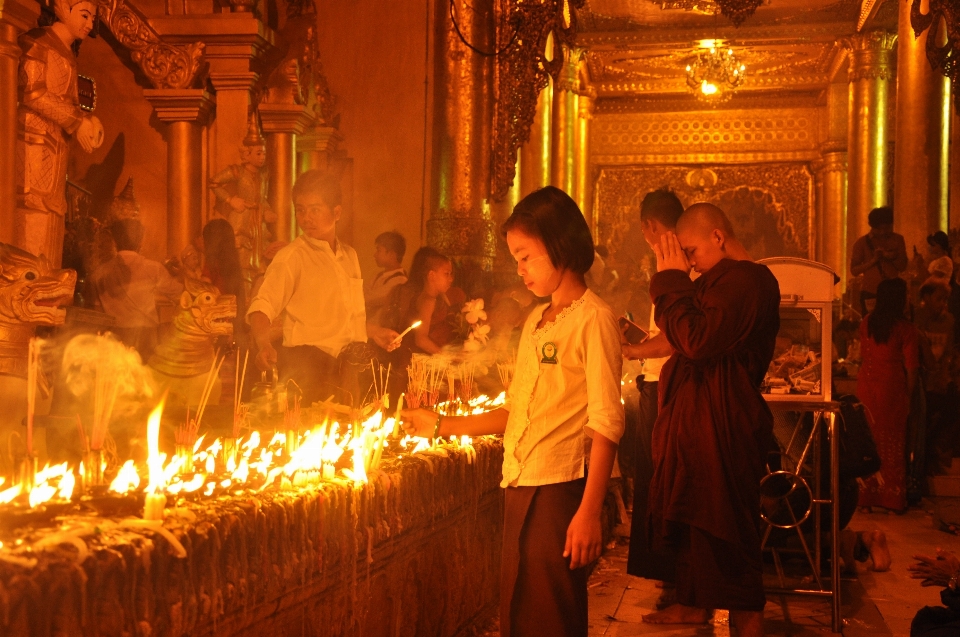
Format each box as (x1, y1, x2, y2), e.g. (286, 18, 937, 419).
(490, 151, 522, 281)
(428, 0, 495, 271)
(258, 103, 313, 243)
(144, 89, 214, 256)
(551, 46, 582, 196)
(845, 31, 896, 258)
(950, 109, 960, 229)
(0, 0, 39, 246)
(519, 78, 552, 197)
(894, 0, 950, 252)
(296, 126, 342, 176)
(576, 87, 595, 221)
(816, 148, 849, 288)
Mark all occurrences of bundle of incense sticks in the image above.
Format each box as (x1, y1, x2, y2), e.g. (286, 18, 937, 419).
(406, 355, 446, 409)
(194, 352, 225, 429)
(497, 352, 516, 392)
(368, 360, 392, 403)
(233, 349, 250, 438)
(25, 338, 41, 456)
(91, 359, 122, 451)
(457, 361, 476, 404)
(175, 407, 200, 447)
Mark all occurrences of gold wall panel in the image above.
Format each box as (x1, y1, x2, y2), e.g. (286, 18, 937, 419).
(593, 163, 813, 263)
(591, 109, 821, 158)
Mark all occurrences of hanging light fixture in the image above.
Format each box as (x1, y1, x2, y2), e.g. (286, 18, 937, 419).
(684, 44, 746, 103)
(649, 0, 764, 25)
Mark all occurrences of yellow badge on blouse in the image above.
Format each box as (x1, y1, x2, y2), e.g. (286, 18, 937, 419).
(541, 341, 558, 364)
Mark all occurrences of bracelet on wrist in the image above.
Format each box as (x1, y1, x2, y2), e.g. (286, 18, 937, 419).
(433, 413, 444, 439)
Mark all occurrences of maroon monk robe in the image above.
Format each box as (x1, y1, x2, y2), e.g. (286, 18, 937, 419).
(648, 258, 781, 611)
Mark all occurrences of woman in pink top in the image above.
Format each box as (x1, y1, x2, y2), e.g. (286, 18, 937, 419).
(857, 277, 920, 513)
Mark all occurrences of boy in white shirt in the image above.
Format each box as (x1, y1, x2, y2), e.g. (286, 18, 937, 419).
(365, 231, 407, 325)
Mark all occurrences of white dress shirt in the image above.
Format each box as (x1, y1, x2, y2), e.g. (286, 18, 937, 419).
(501, 289, 624, 488)
(247, 235, 367, 358)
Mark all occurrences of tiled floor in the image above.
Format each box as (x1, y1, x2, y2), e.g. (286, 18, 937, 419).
(587, 506, 960, 636)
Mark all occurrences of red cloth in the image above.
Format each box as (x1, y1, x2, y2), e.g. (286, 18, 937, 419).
(857, 319, 919, 512)
(648, 259, 780, 610)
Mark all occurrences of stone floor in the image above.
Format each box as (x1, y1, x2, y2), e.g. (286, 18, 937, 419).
(587, 505, 960, 636)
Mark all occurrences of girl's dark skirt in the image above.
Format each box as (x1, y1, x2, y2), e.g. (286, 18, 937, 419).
(501, 478, 588, 637)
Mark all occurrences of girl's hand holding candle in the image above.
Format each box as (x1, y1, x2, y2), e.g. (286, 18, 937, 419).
(391, 320, 422, 347)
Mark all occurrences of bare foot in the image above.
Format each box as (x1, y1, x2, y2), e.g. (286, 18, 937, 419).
(655, 586, 677, 610)
(642, 604, 711, 624)
(862, 530, 891, 571)
(839, 530, 858, 575)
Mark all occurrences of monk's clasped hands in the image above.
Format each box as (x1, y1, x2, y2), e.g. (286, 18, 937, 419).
(653, 232, 691, 274)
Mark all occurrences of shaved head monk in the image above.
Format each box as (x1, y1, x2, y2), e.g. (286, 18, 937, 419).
(643, 202, 780, 637)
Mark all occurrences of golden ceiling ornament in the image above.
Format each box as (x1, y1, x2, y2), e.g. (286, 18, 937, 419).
(910, 0, 960, 109)
(715, 0, 764, 26)
(685, 45, 746, 102)
(649, 0, 719, 15)
(98, 0, 205, 90)
(490, 0, 584, 201)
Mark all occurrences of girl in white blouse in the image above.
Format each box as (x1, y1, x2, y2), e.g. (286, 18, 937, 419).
(402, 186, 624, 637)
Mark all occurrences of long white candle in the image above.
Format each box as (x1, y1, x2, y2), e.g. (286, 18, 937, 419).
(392, 320, 422, 345)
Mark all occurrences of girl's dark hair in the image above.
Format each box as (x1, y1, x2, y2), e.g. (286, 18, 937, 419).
(867, 277, 907, 344)
(501, 186, 594, 275)
(406, 246, 450, 294)
(202, 219, 245, 308)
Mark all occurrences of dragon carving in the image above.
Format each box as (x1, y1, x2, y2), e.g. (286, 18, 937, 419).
(0, 244, 76, 379)
(148, 278, 236, 406)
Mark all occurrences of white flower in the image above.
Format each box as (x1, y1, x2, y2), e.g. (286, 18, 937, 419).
(462, 299, 487, 325)
(470, 323, 491, 344)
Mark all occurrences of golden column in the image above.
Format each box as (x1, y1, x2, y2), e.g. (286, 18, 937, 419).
(551, 45, 583, 196)
(428, 0, 495, 272)
(844, 31, 896, 257)
(144, 89, 215, 256)
(816, 147, 849, 286)
(258, 103, 314, 243)
(519, 78, 552, 197)
(0, 0, 39, 245)
(894, 0, 950, 252)
(575, 86, 595, 221)
(296, 126, 342, 176)
(817, 81, 849, 286)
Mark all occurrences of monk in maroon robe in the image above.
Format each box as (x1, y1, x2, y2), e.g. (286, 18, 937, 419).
(643, 204, 780, 637)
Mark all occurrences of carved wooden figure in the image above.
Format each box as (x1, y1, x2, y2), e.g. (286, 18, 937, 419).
(15, 0, 104, 268)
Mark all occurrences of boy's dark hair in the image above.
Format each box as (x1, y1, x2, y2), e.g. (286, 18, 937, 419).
(292, 169, 342, 207)
(109, 218, 144, 252)
(867, 206, 894, 228)
(375, 231, 407, 261)
(501, 186, 594, 275)
(640, 187, 684, 229)
(920, 281, 949, 299)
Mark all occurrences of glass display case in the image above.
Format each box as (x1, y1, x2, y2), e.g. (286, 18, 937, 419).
(758, 258, 839, 403)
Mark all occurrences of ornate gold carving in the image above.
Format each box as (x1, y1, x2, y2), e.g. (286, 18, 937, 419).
(911, 0, 960, 109)
(842, 31, 897, 82)
(426, 217, 497, 270)
(592, 109, 819, 157)
(715, 0, 764, 26)
(490, 0, 584, 200)
(594, 163, 812, 262)
(98, 0, 204, 90)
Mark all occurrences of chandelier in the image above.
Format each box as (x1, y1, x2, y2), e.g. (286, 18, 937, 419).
(650, 0, 764, 25)
(685, 44, 746, 102)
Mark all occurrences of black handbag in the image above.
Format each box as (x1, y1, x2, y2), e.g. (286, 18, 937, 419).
(837, 394, 883, 479)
